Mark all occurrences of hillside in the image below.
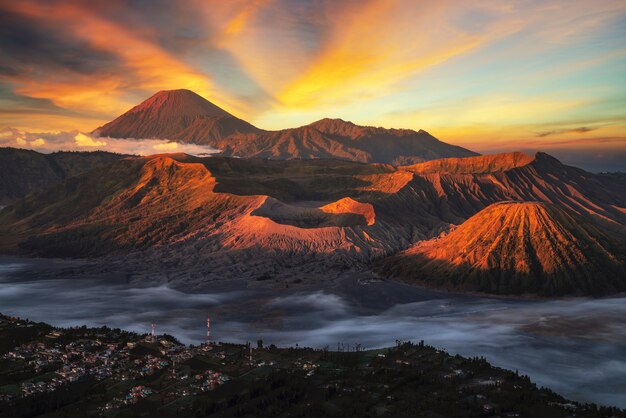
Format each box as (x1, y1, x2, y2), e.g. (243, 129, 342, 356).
(3, 315, 621, 418)
(0, 151, 625, 294)
(0, 148, 126, 205)
(93, 90, 478, 165)
(380, 202, 626, 296)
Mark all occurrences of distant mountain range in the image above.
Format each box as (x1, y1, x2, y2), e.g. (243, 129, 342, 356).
(94, 89, 477, 165)
(1, 148, 624, 296)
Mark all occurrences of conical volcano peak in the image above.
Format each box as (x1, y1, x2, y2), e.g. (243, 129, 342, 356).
(383, 201, 626, 295)
(130, 89, 232, 119)
(93, 89, 260, 142)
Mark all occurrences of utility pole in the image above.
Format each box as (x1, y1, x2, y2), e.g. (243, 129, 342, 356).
(206, 316, 211, 346)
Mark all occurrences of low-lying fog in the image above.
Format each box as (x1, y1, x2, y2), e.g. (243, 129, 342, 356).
(1, 259, 625, 408)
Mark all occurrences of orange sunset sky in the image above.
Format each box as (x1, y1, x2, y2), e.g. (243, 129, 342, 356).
(0, 0, 625, 171)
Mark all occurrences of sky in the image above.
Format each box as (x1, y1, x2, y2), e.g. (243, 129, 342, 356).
(0, 0, 625, 171)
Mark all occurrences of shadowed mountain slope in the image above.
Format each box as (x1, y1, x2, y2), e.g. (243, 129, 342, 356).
(93, 90, 477, 165)
(380, 202, 626, 296)
(0, 147, 126, 205)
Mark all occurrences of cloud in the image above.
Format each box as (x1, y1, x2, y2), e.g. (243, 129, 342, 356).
(0, 1, 231, 121)
(536, 127, 596, 137)
(0, 127, 219, 156)
(30, 138, 45, 147)
(153, 142, 179, 151)
(11, 132, 46, 148)
(1, 263, 626, 407)
(74, 132, 106, 147)
(224, 0, 268, 36)
(276, 0, 488, 109)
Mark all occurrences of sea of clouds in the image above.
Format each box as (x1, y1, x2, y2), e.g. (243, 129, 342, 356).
(1, 259, 625, 408)
(0, 127, 220, 156)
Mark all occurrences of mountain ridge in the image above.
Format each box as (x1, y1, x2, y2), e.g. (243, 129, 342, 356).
(1, 149, 625, 295)
(93, 89, 478, 165)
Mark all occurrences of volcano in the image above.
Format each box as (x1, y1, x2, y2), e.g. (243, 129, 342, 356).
(93, 89, 262, 142)
(1, 149, 624, 295)
(382, 201, 626, 296)
(93, 90, 478, 165)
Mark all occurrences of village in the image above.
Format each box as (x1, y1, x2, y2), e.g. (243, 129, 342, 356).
(0, 315, 323, 415)
(0, 314, 622, 417)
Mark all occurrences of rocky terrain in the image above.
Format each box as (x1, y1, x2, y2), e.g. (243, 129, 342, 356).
(94, 89, 477, 165)
(0, 150, 624, 295)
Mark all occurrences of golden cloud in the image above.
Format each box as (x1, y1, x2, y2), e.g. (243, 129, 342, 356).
(75, 132, 106, 147)
(153, 142, 179, 151)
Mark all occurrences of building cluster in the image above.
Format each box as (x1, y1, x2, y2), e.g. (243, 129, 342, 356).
(292, 359, 320, 377)
(0, 321, 235, 408)
(2, 332, 136, 397)
(104, 385, 154, 410)
(191, 369, 230, 393)
(129, 355, 169, 377)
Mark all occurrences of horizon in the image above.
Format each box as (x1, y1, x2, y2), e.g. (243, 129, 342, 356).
(1, 1, 625, 171)
(0, 87, 623, 172)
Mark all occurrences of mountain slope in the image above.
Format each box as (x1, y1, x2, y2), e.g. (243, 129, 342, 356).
(93, 90, 478, 165)
(210, 118, 478, 165)
(0, 155, 420, 271)
(399, 152, 626, 228)
(402, 152, 536, 174)
(381, 202, 626, 296)
(93, 89, 261, 141)
(0, 147, 126, 205)
(1, 150, 625, 294)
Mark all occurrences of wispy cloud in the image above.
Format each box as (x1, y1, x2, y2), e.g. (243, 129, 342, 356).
(276, 0, 488, 109)
(536, 127, 596, 137)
